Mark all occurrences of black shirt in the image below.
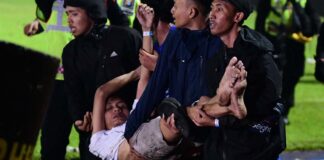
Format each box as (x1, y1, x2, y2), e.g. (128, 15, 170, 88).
(62, 25, 141, 122)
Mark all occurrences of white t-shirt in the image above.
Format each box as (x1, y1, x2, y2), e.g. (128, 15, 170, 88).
(89, 99, 139, 160)
(89, 123, 126, 160)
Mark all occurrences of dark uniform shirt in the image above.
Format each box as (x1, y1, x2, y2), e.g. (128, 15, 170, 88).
(63, 26, 141, 122)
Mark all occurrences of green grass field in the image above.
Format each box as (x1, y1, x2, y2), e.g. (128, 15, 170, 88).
(0, 0, 324, 159)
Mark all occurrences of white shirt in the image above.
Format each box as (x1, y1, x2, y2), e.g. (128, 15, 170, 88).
(89, 123, 126, 160)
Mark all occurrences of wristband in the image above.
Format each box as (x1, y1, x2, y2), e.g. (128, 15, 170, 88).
(214, 118, 220, 128)
(143, 31, 153, 37)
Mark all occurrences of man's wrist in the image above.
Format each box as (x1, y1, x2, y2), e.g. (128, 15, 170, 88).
(143, 31, 153, 37)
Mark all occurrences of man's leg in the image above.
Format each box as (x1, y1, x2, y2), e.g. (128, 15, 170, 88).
(202, 57, 247, 119)
(215, 57, 242, 106)
(41, 80, 73, 160)
(281, 40, 305, 121)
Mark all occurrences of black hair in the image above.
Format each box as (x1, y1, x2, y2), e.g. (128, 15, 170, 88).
(191, 0, 212, 16)
(64, 0, 107, 25)
(107, 81, 137, 111)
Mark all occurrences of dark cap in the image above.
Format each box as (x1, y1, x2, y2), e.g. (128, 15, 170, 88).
(64, 0, 107, 24)
(227, 0, 252, 20)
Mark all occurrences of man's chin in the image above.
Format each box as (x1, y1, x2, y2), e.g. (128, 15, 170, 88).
(210, 29, 218, 35)
(113, 119, 126, 126)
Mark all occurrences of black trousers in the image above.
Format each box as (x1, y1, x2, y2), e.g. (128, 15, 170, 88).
(78, 130, 101, 160)
(282, 39, 305, 116)
(266, 35, 305, 117)
(41, 80, 73, 160)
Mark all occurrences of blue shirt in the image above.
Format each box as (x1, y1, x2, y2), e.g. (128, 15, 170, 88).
(125, 28, 221, 139)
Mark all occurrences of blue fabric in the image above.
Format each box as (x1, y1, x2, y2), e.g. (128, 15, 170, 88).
(153, 25, 177, 55)
(125, 28, 221, 139)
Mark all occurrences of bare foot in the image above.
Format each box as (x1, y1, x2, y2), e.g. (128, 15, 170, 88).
(217, 57, 242, 106)
(228, 68, 247, 119)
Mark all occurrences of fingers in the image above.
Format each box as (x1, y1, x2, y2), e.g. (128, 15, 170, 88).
(23, 24, 32, 36)
(169, 113, 177, 129)
(24, 20, 39, 36)
(75, 112, 93, 132)
(75, 120, 83, 126)
(137, 3, 154, 19)
(138, 3, 154, 14)
(198, 96, 210, 105)
(165, 113, 176, 129)
(139, 48, 152, 56)
(161, 114, 179, 133)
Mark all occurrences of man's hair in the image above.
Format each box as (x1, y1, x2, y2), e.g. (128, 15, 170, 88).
(108, 81, 137, 111)
(226, 0, 252, 21)
(64, 0, 107, 25)
(191, 0, 212, 16)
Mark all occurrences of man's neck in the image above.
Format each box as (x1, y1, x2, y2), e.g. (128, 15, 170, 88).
(186, 16, 207, 31)
(155, 21, 170, 45)
(220, 26, 241, 48)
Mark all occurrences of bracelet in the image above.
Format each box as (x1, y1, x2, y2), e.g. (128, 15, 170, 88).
(143, 31, 153, 37)
(214, 118, 220, 128)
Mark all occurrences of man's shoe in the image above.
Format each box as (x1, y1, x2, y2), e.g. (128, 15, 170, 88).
(157, 97, 190, 138)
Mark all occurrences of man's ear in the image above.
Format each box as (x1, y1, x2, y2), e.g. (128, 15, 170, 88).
(233, 12, 244, 23)
(189, 7, 199, 19)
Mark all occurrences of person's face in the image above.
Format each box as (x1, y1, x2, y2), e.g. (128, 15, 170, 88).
(171, 0, 192, 28)
(209, 0, 237, 36)
(66, 6, 93, 37)
(104, 97, 129, 130)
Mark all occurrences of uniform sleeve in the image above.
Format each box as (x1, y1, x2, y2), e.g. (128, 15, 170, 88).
(124, 37, 171, 139)
(125, 28, 142, 70)
(35, 0, 56, 22)
(62, 43, 87, 122)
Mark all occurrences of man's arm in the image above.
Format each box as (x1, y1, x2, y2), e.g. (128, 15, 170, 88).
(24, 0, 56, 36)
(62, 44, 88, 125)
(35, 0, 56, 22)
(124, 31, 170, 140)
(136, 3, 154, 100)
(124, 4, 171, 139)
(92, 69, 140, 134)
(24, 19, 43, 36)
